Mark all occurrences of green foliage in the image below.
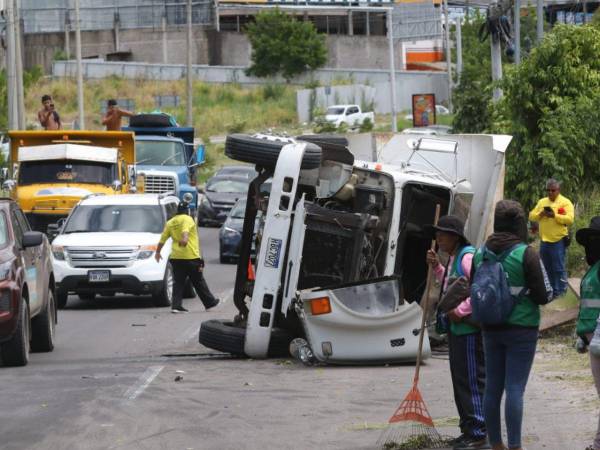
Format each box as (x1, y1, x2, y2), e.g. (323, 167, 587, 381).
(226, 118, 247, 134)
(261, 83, 286, 100)
(53, 50, 68, 61)
(245, 9, 327, 82)
(313, 116, 338, 133)
(498, 24, 600, 207)
(359, 117, 374, 132)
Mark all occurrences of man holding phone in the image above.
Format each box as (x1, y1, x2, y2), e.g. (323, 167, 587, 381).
(529, 178, 574, 298)
(38, 94, 61, 130)
(102, 99, 134, 131)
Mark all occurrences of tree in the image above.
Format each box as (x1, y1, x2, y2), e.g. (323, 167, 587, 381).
(245, 9, 327, 82)
(498, 24, 600, 206)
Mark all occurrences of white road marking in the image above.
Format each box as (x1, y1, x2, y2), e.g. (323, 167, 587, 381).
(123, 365, 164, 401)
(176, 324, 200, 344)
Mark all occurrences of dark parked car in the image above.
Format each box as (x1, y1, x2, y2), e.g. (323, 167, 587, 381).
(214, 165, 257, 180)
(0, 199, 56, 367)
(197, 175, 249, 226)
(219, 198, 249, 263)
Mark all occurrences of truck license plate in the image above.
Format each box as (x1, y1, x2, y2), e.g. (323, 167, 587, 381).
(88, 270, 110, 283)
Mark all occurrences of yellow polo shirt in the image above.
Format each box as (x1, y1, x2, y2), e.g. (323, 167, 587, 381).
(529, 194, 574, 243)
(159, 214, 202, 260)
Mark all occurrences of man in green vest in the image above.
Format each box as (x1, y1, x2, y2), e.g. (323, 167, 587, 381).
(575, 216, 600, 450)
(426, 215, 489, 450)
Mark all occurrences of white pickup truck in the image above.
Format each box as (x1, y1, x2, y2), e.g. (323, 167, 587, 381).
(199, 132, 511, 364)
(324, 104, 375, 128)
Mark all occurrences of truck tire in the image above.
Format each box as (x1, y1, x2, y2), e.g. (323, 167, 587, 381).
(296, 134, 348, 147)
(129, 113, 172, 128)
(199, 319, 293, 357)
(152, 263, 173, 307)
(56, 289, 68, 309)
(1, 298, 29, 366)
(225, 134, 322, 170)
(31, 288, 56, 353)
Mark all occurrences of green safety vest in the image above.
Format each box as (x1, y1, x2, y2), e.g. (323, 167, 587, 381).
(576, 261, 600, 338)
(473, 244, 540, 328)
(448, 245, 479, 336)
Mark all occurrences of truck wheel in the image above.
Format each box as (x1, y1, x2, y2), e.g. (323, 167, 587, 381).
(198, 319, 293, 357)
(152, 263, 173, 307)
(225, 134, 322, 170)
(183, 280, 195, 299)
(56, 289, 68, 309)
(31, 288, 56, 353)
(129, 113, 172, 128)
(1, 298, 29, 366)
(296, 134, 349, 147)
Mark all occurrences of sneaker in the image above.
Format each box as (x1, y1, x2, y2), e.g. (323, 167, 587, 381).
(448, 434, 468, 446)
(205, 298, 220, 310)
(171, 306, 189, 314)
(453, 437, 491, 450)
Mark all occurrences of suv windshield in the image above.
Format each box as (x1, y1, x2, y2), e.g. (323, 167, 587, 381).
(136, 141, 187, 166)
(206, 179, 248, 193)
(19, 161, 115, 185)
(64, 205, 164, 233)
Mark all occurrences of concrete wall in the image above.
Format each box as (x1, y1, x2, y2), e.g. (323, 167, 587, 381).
(53, 60, 449, 113)
(25, 29, 407, 73)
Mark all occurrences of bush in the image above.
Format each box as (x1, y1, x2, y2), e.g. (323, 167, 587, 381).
(261, 83, 285, 101)
(226, 118, 247, 134)
(359, 117, 374, 132)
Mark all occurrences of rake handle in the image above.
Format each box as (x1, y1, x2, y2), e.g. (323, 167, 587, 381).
(413, 204, 441, 385)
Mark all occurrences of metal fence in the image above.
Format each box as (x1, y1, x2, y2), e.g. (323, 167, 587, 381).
(20, 0, 213, 34)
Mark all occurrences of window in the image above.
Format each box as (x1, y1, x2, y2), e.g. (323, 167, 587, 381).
(64, 205, 165, 233)
(15, 209, 31, 233)
(0, 213, 9, 248)
(18, 161, 116, 186)
(135, 141, 187, 166)
(10, 209, 23, 248)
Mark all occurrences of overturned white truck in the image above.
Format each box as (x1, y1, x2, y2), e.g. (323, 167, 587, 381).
(199, 133, 511, 364)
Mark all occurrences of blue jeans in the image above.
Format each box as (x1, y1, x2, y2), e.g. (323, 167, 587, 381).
(540, 239, 567, 298)
(482, 328, 538, 449)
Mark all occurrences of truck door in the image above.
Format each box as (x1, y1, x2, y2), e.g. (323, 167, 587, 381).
(11, 206, 40, 315)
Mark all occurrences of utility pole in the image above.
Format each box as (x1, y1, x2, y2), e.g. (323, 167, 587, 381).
(490, 9, 503, 101)
(65, 11, 71, 60)
(386, 8, 398, 133)
(6, 0, 18, 130)
(443, 0, 453, 112)
(14, 0, 25, 129)
(186, 0, 193, 127)
(536, 0, 544, 43)
(456, 16, 463, 78)
(514, 0, 521, 64)
(75, 0, 85, 129)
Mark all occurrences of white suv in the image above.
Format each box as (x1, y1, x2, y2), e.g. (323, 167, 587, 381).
(51, 193, 180, 308)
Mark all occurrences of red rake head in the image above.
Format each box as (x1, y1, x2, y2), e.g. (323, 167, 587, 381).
(388, 384, 435, 427)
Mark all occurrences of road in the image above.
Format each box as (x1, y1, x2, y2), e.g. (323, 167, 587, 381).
(0, 227, 598, 450)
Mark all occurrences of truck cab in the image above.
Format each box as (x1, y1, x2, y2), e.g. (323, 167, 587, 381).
(4, 131, 137, 233)
(123, 123, 204, 214)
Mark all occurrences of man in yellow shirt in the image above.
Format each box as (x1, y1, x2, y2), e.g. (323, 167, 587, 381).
(155, 202, 220, 313)
(529, 179, 574, 298)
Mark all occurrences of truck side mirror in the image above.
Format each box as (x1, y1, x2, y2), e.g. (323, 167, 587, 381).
(196, 144, 205, 165)
(2, 179, 15, 191)
(0, 167, 7, 183)
(111, 180, 123, 192)
(127, 165, 136, 186)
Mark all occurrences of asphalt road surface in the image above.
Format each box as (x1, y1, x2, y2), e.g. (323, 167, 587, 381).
(0, 227, 597, 450)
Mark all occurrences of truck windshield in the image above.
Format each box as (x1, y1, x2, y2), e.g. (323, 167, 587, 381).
(326, 107, 345, 115)
(18, 161, 115, 185)
(136, 141, 187, 166)
(63, 205, 164, 233)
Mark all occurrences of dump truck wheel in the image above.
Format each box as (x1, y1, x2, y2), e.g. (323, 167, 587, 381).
(225, 134, 322, 170)
(198, 319, 293, 357)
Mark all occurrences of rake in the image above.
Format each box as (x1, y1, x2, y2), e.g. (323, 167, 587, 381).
(377, 204, 449, 450)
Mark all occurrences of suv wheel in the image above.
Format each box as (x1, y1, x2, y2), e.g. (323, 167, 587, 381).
(1, 298, 30, 366)
(56, 289, 68, 309)
(31, 288, 56, 353)
(152, 263, 173, 307)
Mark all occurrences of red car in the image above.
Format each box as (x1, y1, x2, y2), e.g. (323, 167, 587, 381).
(0, 199, 56, 367)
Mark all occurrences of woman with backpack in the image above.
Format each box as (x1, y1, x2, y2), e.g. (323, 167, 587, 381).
(472, 200, 553, 450)
(426, 215, 489, 450)
(574, 217, 600, 450)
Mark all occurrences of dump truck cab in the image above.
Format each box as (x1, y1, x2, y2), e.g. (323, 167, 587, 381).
(3, 131, 137, 233)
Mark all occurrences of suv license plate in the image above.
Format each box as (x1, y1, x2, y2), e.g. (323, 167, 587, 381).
(88, 270, 110, 283)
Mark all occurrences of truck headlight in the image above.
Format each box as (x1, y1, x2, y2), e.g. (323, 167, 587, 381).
(0, 261, 12, 281)
(52, 245, 65, 261)
(137, 245, 157, 260)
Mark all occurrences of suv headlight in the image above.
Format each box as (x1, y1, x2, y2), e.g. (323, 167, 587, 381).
(137, 245, 157, 260)
(52, 245, 65, 261)
(222, 226, 240, 237)
(0, 260, 12, 281)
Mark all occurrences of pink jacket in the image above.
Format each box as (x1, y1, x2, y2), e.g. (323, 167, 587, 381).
(433, 252, 473, 317)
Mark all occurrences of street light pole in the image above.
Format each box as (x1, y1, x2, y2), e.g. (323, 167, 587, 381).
(386, 8, 398, 133)
(14, 0, 25, 129)
(514, 0, 521, 64)
(443, 0, 453, 112)
(456, 16, 463, 79)
(186, 0, 193, 127)
(536, 0, 544, 43)
(74, 0, 85, 129)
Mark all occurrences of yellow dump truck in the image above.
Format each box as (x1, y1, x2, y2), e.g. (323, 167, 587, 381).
(3, 130, 138, 232)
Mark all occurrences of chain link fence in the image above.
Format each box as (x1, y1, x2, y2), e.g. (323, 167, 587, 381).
(20, 0, 213, 34)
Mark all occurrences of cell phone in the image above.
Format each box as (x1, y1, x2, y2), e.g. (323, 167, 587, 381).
(543, 206, 553, 212)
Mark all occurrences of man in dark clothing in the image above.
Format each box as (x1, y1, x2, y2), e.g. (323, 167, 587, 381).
(474, 200, 552, 450)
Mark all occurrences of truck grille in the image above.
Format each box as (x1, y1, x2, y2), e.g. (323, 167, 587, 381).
(65, 246, 137, 268)
(144, 174, 176, 194)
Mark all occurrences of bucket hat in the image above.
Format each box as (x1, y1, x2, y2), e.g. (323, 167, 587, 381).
(576, 216, 600, 247)
(425, 215, 469, 245)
